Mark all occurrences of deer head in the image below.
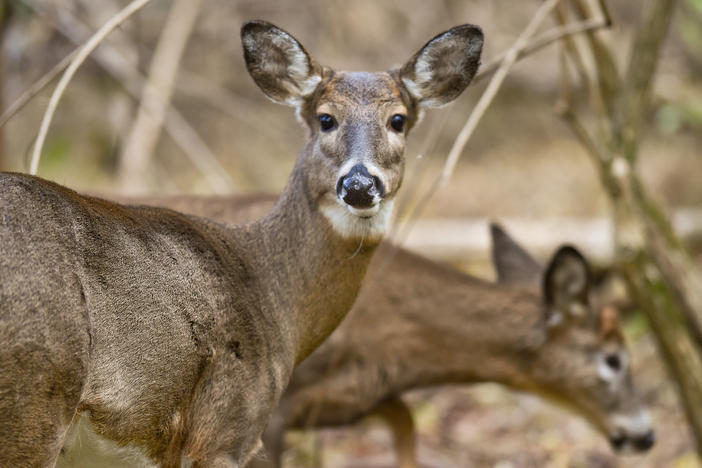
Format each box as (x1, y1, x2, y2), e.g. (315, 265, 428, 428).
(492, 225, 654, 453)
(241, 21, 483, 241)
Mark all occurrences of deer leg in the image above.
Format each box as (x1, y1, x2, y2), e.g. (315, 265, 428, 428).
(375, 396, 417, 468)
(0, 347, 85, 467)
(183, 357, 272, 468)
(254, 409, 287, 468)
(1, 291, 89, 467)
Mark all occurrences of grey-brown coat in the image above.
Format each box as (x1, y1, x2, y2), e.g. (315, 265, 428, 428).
(0, 20, 483, 467)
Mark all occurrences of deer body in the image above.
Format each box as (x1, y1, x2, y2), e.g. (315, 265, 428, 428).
(1, 161, 371, 466)
(0, 21, 483, 467)
(87, 195, 654, 468)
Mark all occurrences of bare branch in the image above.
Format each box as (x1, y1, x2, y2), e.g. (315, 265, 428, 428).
(29, 0, 153, 175)
(617, 0, 678, 157)
(439, 0, 562, 186)
(596, 0, 614, 27)
(571, 0, 621, 119)
(19, 0, 234, 192)
(646, 220, 702, 346)
(475, 16, 608, 83)
(0, 49, 77, 130)
(117, 0, 204, 193)
(555, 38, 620, 198)
(560, 0, 702, 450)
(388, 0, 578, 260)
(550, 3, 590, 89)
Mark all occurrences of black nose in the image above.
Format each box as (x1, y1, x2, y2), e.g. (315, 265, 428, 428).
(632, 430, 655, 451)
(610, 430, 655, 452)
(336, 164, 384, 208)
(609, 434, 627, 451)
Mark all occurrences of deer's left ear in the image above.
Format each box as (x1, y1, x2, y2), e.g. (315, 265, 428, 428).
(399, 24, 483, 108)
(490, 222, 542, 286)
(543, 246, 592, 324)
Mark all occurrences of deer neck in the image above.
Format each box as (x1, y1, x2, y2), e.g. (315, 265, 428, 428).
(368, 256, 546, 394)
(242, 156, 383, 366)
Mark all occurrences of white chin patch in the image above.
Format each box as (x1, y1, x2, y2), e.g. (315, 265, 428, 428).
(346, 204, 380, 217)
(321, 199, 394, 242)
(612, 411, 652, 436)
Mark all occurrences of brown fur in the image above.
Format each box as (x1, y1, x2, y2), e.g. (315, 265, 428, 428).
(0, 21, 482, 467)
(90, 195, 652, 467)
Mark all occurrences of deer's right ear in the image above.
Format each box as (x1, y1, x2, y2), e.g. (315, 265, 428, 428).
(543, 246, 591, 324)
(241, 20, 322, 107)
(399, 24, 483, 108)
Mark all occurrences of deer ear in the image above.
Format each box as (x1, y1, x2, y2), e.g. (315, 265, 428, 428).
(241, 20, 322, 107)
(490, 223, 542, 286)
(399, 24, 483, 108)
(543, 246, 591, 322)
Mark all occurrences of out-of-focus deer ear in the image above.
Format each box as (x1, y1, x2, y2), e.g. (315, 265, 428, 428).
(489, 222, 542, 286)
(241, 20, 322, 107)
(399, 24, 483, 108)
(542, 246, 594, 329)
(543, 245, 591, 308)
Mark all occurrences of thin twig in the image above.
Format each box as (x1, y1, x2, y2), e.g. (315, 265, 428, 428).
(18, 0, 234, 192)
(617, 0, 678, 157)
(118, 0, 204, 192)
(29, 0, 153, 175)
(555, 37, 602, 167)
(571, 0, 621, 119)
(439, 0, 562, 187)
(554, 27, 621, 199)
(0, 46, 78, 131)
(384, 0, 573, 272)
(551, 2, 590, 90)
(476, 16, 607, 83)
(359, 15, 611, 240)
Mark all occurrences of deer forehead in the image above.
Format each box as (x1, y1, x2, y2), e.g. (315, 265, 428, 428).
(315, 72, 409, 114)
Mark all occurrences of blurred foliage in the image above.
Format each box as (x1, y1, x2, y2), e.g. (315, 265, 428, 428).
(655, 0, 702, 135)
(40, 134, 71, 172)
(625, 311, 652, 342)
(656, 101, 702, 134)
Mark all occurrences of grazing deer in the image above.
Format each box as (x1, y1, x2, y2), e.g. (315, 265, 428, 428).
(0, 20, 483, 467)
(265, 226, 653, 467)
(72, 194, 654, 467)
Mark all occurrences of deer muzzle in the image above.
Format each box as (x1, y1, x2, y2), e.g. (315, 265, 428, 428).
(336, 163, 384, 216)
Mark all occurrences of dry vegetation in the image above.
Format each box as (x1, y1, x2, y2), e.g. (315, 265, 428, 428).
(2, 0, 702, 467)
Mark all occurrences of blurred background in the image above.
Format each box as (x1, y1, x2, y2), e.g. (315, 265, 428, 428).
(1, 0, 702, 466)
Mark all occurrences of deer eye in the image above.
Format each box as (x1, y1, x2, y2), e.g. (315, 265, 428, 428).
(390, 114, 406, 132)
(605, 353, 621, 371)
(318, 114, 337, 132)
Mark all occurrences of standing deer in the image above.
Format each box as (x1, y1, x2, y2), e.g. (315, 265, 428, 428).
(68, 194, 654, 467)
(0, 20, 483, 467)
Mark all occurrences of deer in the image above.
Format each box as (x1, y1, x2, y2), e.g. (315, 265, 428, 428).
(65, 193, 654, 468)
(0, 20, 484, 467)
